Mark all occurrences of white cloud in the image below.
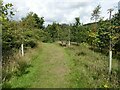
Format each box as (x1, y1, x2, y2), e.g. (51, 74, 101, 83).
(3, 0, 120, 26)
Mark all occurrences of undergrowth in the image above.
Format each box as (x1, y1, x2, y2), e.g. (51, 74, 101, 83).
(65, 43, 119, 88)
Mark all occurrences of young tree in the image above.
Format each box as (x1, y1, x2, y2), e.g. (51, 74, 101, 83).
(46, 22, 58, 42)
(91, 5, 101, 34)
(75, 17, 81, 26)
(91, 5, 101, 22)
(89, 5, 101, 47)
(91, 8, 119, 74)
(51, 23, 70, 46)
(20, 13, 35, 56)
(71, 17, 81, 44)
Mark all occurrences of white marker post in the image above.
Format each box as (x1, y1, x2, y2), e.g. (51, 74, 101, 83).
(109, 50, 112, 74)
(68, 28, 71, 46)
(21, 43, 24, 56)
(108, 8, 113, 74)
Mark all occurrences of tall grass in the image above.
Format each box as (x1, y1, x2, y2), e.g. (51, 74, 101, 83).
(65, 43, 119, 88)
(2, 42, 42, 88)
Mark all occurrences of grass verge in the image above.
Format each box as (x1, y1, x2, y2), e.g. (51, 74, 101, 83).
(65, 43, 119, 88)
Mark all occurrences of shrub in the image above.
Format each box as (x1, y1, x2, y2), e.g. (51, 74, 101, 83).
(15, 60, 29, 76)
(28, 40, 37, 48)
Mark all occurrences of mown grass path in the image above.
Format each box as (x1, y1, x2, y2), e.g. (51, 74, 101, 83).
(31, 43, 70, 88)
(10, 43, 70, 88)
(9, 43, 119, 88)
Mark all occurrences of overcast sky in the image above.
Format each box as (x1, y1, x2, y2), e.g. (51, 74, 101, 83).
(3, 0, 120, 26)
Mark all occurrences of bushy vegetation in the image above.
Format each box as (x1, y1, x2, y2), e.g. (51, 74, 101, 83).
(1, 2, 45, 84)
(1, 1, 120, 88)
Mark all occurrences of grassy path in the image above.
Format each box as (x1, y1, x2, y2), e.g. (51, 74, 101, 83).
(8, 43, 119, 88)
(10, 43, 70, 88)
(31, 43, 70, 88)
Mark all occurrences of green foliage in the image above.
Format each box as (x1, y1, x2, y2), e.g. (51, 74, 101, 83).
(21, 12, 44, 29)
(70, 17, 88, 44)
(88, 11, 120, 53)
(59, 24, 70, 43)
(111, 12, 120, 52)
(94, 20, 110, 49)
(15, 60, 29, 76)
(2, 3, 45, 83)
(75, 17, 81, 26)
(21, 12, 36, 29)
(46, 22, 59, 42)
(1, 2, 14, 22)
(33, 13, 44, 29)
(2, 2, 120, 88)
(77, 26, 89, 43)
(66, 44, 119, 88)
(38, 30, 52, 42)
(44, 17, 88, 45)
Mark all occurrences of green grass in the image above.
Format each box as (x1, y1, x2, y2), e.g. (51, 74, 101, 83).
(65, 43, 119, 88)
(6, 42, 119, 88)
(8, 43, 70, 88)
